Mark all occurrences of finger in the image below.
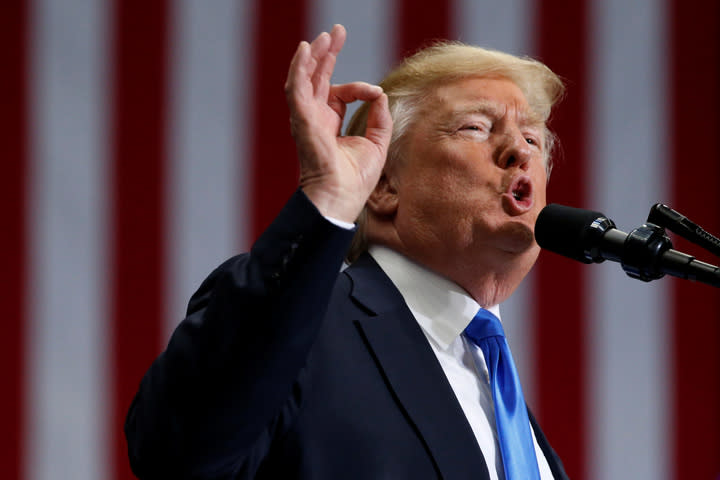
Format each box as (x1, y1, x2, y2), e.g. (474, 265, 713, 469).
(311, 25, 346, 99)
(307, 30, 331, 80)
(327, 82, 384, 136)
(363, 93, 392, 153)
(309, 29, 331, 59)
(327, 24, 347, 57)
(327, 82, 382, 127)
(328, 82, 383, 105)
(285, 40, 313, 108)
(292, 31, 328, 100)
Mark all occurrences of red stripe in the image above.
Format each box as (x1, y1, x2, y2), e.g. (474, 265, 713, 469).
(669, 1, 720, 478)
(109, 1, 170, 478)
(249, 1, 308, 241)
(396, 0, 452, 58)
(0, 2, 28, 479)
(534, 1, 589, 478)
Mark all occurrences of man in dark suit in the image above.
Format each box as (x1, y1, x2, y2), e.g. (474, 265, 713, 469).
(125, 24, 568, 479)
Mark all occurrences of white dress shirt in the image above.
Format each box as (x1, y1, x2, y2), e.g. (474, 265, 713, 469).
(369, 245, 554, 480)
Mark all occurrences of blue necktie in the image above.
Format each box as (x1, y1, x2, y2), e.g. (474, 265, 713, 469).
(464, 308, 541, 480)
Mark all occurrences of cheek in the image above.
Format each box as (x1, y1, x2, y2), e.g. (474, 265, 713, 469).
(531, 166, 548, 205)
(398, 144, 498, 222)
(406, 159, 479, 204)
(536, 182, 547, 206)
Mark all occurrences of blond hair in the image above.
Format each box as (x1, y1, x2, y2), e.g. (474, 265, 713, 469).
(345, 42, 565, 262)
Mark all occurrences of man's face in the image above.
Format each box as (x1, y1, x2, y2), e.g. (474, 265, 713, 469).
(388, 76, 548, 292)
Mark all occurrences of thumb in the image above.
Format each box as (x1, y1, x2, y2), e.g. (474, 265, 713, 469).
(363, 93, 392, 155)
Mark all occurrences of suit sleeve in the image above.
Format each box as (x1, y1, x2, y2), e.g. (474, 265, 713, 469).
(124, 189, 356, 479)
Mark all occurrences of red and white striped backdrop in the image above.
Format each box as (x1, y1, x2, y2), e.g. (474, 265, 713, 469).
(3, 0, 719, 479)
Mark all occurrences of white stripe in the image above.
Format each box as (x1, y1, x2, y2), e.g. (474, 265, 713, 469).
(166, 0, 252, 334)
(454, 0, 535, 56)
(26, 0, 110, 478)
(587, 0, 670, 478)
(310, 0, 396, 131)
(454, 0, 538, 403)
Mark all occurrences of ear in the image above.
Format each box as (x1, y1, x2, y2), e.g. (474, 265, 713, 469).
(367, 173, 398, 217)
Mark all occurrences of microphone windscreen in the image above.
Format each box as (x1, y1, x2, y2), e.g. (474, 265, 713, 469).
(535, 204, 607, 263)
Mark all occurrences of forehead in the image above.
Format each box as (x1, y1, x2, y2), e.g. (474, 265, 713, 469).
(423, 76, 542, 125)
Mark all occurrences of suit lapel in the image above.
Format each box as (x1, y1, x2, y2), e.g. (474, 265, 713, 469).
(345, 254, 490, 480)
(528, 410, 569, 480)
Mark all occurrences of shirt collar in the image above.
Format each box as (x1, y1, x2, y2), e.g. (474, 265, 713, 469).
(368, 245, 501, 350)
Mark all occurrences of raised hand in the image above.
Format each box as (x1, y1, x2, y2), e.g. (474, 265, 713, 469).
(285, 24, 392, 223)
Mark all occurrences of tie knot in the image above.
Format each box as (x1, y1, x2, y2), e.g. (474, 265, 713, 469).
(464, 308, 505, 343)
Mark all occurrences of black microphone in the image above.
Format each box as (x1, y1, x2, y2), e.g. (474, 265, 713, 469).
(535, 204, 720, 287)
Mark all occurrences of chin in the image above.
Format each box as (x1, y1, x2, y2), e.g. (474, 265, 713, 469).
(494, 220, 537, 253)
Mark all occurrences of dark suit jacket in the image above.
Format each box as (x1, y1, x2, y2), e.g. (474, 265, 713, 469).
(125, 190, 568, 479)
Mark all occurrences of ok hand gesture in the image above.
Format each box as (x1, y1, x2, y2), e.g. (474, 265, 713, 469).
(285, 25, 393, 223)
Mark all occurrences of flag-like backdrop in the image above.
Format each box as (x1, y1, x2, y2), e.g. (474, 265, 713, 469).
(3, 0, 719, 479)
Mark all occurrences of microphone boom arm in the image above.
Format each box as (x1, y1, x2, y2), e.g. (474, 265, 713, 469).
(535, 203, 720, 288)
(647, 203, 720, 258)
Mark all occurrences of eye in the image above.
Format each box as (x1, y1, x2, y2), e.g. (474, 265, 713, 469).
(458, 123, 491, 135)
(524, 135, 542, 149)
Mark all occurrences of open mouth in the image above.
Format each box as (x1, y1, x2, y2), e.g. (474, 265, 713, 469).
(504, 175, 533, 213)
(512, 182, 530, 202)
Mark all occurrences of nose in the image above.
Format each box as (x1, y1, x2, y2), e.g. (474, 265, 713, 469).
(496, 128, 533, 171)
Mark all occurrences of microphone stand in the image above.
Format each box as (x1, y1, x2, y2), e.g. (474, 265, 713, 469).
(619, 204, 720, 287)
(647, 203, 720, 258)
